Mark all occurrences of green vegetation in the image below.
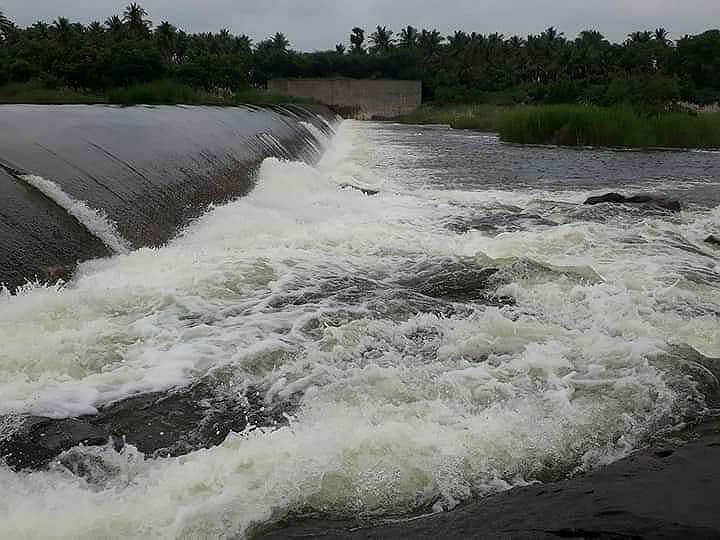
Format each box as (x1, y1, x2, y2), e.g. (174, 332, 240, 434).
(0, 79, 312, 106)
(396, 104, 512, 132)
(499, 106, 720, 149)
(0, 80, 106, 103)
(1, 4, 720, 108)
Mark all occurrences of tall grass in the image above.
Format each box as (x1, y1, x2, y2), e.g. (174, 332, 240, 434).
(0, 80, 106, 104)
(396, 104, 511, 132)
(0, 79, 315, 106)
(499, 105, 720, 149)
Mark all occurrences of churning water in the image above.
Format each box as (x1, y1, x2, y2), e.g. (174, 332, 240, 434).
(1, 121, 719, 539)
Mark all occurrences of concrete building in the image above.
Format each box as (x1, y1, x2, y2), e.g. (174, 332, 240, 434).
(268, 78, 422, 120)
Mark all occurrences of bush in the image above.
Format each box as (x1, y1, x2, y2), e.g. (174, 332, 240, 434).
(499, 105, 720, 148)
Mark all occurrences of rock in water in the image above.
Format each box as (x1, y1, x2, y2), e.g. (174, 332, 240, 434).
(338, 183, 380, 196)
(706, 235, 720, 247)
(0, 417, 108, 470)
(584, 192, 681, 212)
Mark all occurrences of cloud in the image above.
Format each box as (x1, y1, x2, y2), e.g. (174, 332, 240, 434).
(2, 0, 717, 50)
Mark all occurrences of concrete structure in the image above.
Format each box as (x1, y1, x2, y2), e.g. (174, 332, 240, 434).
(268, 78, 422, 120)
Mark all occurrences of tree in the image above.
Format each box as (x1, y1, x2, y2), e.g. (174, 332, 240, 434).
(53, 17, 73, 43)
(155, 21, 177, 64)
(399, 26, 419, 48)
(271, 32, 290, 53)
(0, 10, 13, 40)
(105, 15, 125, 36)
(370, 25, 394, 55)
(418, 29, 443, 56)
(123, 3, 151, 36)
(350, 27, 365, 55)
(335, 43, 346, 55)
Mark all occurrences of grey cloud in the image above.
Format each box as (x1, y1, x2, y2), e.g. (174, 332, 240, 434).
(2, 0, 718, 50)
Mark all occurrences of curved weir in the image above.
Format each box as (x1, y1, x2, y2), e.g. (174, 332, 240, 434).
(0, 104, 336, 291)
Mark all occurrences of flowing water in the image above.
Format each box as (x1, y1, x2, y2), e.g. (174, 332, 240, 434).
(1, 121, 720, 539)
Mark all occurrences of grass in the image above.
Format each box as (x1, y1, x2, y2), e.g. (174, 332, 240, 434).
(499, 105, 720, 149)
(395, 104, 513, 132)
(0, 80, 315, 106)
(0, 80, 107, 104)
(397, 103, 720, 149)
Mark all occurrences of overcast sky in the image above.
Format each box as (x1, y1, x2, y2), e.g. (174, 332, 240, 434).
(2, 1, 718, 51)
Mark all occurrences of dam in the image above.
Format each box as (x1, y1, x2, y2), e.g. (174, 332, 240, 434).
(267, 78, 422, 119)
(0, 104, 335, 291)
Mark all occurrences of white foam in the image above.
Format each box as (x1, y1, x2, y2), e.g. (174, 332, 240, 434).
(20, 174, 130, 254)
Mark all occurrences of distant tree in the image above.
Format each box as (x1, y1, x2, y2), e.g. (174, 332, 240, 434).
(350, 27, 365, 55)
(369, 25, 394, 54)
(399, 26, 419, 48)
(0, 10, 12, 39)
(418, 29, 443, 55)
(105, 15, 125, 36)
(335, 43, 346, 55)
(271, 32, 290, 52)
(123, 3, 151, 35)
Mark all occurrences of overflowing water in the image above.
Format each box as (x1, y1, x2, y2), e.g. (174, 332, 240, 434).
(19, 174, 131, 255)
(1, 121, 719, 539)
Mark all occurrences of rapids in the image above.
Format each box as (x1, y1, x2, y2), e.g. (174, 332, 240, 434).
(0, 120, 719, 539)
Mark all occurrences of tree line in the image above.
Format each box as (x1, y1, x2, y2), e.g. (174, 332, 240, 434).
(1, 4, 719, 107)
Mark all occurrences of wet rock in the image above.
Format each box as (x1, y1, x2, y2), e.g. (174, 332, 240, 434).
(338, 183, 380, 196)
(584, 192, 681, 212)
(0, 417, 108, 470)
(258, 426, 720, 540)
(706, 235, 720, 247)
(0, 376, 300, 471)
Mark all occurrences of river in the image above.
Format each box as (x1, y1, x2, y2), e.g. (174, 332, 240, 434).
(1, 120, 719, 539)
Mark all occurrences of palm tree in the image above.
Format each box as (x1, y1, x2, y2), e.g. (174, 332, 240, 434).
(233, 34, 252, 55)
(654, 28, 671, 46)
(370, 25, 394, 54)
(350, 27, 365, 55)
(0, 10, 14, 40)
(418, 29, 443, 56)
(271, 32, 290, 52)
(123, 3, 150, 35)
(105, 15, 125, 35)
(335, 43, 346, 55)
(155, 21, 177, 63)
(399, 26, 418, 48)
(628, 31, 653, 44)
(53, 17, 73, 43)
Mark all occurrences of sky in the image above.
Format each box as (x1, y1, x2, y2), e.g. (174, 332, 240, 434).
(2, 0, 718, 51)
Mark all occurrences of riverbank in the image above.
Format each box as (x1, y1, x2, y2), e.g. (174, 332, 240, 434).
(0, 80, 314, 106)
(396, 104, 720, 149)
(259, 418, 720, 539)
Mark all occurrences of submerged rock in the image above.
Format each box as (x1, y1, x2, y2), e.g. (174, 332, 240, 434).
(584, 192, 682, 212)
(338, 183, 380, 196)
(0, 417, 109, 470)
(0, 377, 300, 471)
(706, 235, 720, 247)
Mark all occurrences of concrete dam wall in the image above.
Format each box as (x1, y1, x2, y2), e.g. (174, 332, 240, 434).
(268, 78, 421, 120)
(0, 104, 335, 292)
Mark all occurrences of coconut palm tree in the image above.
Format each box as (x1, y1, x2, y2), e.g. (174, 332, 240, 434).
(350, 27, 365, 55)
(53, 17, 73, 43)
(370, 25, 394, 54)
(123, 3, 150, 35)
(271, 32, 290, 52)
(335, 43, 346, 55)
(399, 26, 418, 48)
(418, 29, 443, 56)
(105, 15, 124, 35)
(654, 28, 671, 46)
(155, 21, 177, 63)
